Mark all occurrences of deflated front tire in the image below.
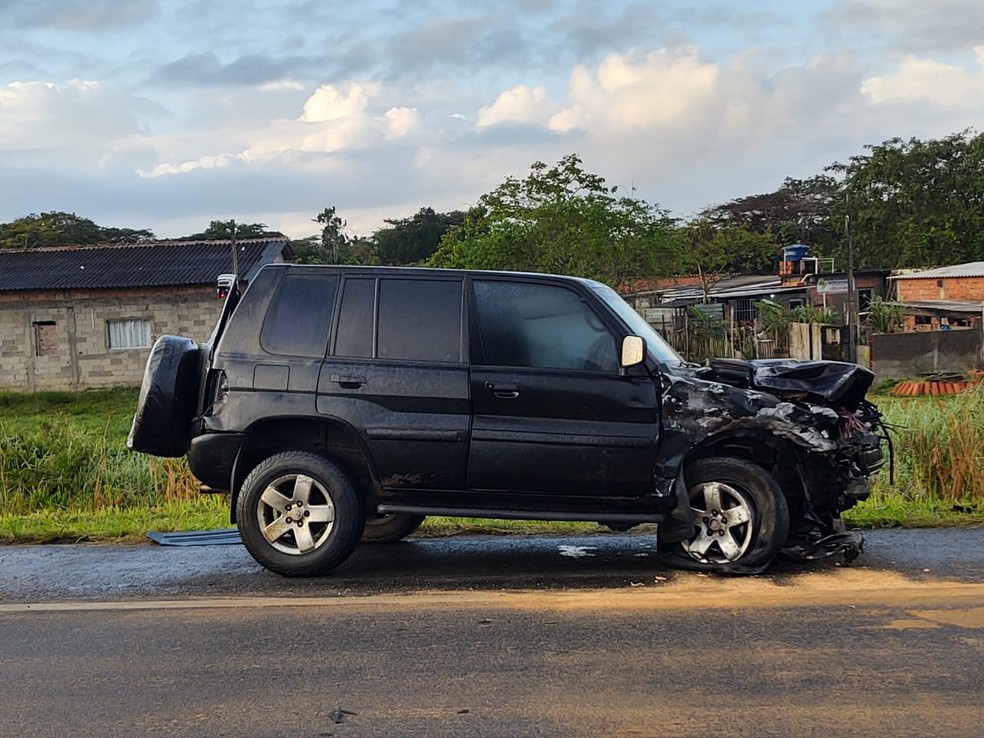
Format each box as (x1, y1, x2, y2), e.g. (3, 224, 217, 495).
(659, 458, 789, 573)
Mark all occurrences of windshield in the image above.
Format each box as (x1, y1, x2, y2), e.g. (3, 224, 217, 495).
(587, 281, 686, 366)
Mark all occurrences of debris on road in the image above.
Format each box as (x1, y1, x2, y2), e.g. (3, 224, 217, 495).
(327, 707, 357, 724)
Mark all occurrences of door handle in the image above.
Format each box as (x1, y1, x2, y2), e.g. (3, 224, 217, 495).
(485, 381, 519, 399)
(330, 374, 366, 388)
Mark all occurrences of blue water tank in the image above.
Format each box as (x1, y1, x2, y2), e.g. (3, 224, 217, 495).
(783, 243, 810, 262)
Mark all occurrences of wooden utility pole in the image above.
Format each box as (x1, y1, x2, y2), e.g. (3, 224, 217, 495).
(845, 204, 858, 364)
(230, 220, 239, 281)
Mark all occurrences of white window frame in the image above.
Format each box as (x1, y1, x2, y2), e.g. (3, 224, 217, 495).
(107, 318, 153, 350)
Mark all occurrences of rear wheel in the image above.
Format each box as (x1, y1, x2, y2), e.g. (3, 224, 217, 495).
(660, 458, 789, 571)
(361, 513, 425, 543)
(236, 452, 364, 577)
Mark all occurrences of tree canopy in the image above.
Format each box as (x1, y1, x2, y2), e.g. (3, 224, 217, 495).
(375, 207, 465, 265)
(0, 212, 154, 249)
(679, 219, 778, 301)
(429, 154, 680, 286)
(177, 220, 283, 241)
(828, 129, 984, 268)
(701, 175, 840, 255)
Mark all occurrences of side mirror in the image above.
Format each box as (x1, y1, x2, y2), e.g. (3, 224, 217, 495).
(621, 335, 645, 368)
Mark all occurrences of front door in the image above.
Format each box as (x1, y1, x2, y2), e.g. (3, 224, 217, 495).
(466, 278, 659, 496)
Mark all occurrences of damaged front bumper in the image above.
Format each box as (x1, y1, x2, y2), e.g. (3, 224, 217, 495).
(657, 363, 887, 565)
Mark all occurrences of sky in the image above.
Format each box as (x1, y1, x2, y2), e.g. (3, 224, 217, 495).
(1, 0, 983, 241)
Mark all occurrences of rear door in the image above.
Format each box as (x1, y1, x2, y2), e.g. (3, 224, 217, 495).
(316, 274, 470, 491)
(466, 277, 659, 496)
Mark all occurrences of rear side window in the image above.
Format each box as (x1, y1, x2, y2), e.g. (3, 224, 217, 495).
(377, 279, 462, 362)
(260, 274, 338, 357)
(334, 278, 376, 358)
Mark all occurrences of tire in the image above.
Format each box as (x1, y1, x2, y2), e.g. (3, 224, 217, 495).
(659, 458, 789, 572)
(361, 513, 426, 543)
(126, 335, 201, 457)
(236, 452, 365, 577)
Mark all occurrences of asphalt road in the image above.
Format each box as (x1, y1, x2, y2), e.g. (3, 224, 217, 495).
(1, 529, 982, 737)
(1, 528, 983, 602)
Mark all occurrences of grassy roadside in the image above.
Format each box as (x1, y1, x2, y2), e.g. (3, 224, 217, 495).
(0, 388, 981, 544)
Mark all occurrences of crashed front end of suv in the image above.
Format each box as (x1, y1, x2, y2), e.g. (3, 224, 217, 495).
(656, 357, 888, 572)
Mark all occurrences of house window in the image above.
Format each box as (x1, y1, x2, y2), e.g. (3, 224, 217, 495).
(733, 298, 755, 323)
(34, 321, 57, 357)
(788, 299, 806, 310)
(108, 319, 152, 349)
(858, 289, 873, 312)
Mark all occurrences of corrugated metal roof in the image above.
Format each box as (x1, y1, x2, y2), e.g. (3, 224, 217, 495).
(0, 239, 288, 292)
(901, 299, 984, 316)
(889, 262, 984, 280)
(659, 277, 806, 304)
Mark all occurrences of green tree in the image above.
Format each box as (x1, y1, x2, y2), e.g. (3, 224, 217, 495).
(375, 207, 465, 265)
(828, 129, 984, 268)
(679, 219, 778, 302)
(702, 175, 840, 254)
(179, 220, 282, 241)
(289, 207, 379, 265)
(0, 211, 154, 249)
(314, 206, 348, 264)
(430, 154, 679, 286)
(864, 296, 906, 333)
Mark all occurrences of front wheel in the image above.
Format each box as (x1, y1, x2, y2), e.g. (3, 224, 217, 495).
(236, 452, 364, 577)
(659, 458, 789, 572)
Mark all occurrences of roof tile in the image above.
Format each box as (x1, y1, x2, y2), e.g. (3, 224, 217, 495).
(0, 239, 288, 292)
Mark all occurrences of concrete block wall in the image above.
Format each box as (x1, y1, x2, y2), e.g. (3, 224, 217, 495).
(870, 328, 981, 379)
(0, 286, 224, 391)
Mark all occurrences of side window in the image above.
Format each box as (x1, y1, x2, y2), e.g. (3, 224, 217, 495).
(378, 279, 462, 362)
(261, 274, 338, 357)
(333, 278, 376, 358)
(473, 281, 617, 372)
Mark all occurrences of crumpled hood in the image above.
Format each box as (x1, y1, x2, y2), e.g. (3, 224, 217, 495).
(705, 358, 874, 409)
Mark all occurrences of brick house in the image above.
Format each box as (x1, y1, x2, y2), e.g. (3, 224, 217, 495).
(890, 262, 984, 330)
(0, 239, 289, 391)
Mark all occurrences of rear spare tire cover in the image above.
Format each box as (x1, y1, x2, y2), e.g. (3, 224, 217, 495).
(127, 335, 201, 457)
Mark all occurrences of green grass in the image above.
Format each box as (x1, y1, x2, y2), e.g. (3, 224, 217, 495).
(0, 498, 228, 544)
(0, 387, 982, 544)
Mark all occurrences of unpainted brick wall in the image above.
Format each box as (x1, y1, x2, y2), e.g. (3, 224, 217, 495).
(0, 286, 224, 391)
(895, 276, 984, 302)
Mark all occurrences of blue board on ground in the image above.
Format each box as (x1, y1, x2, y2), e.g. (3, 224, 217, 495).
(147, 528, 242, 546)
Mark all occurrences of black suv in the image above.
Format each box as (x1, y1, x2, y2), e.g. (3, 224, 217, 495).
(129, 265, 886, 577)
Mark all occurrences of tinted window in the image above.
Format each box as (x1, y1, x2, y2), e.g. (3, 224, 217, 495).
(378, 279, 462, 362)
(261, 274, 338, 357)
(334, 278, 375, 358)
(473, 280, 617, 372)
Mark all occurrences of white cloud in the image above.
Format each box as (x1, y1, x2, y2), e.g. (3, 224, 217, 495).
(300, 82, 377, 122)
(548, 48, 721, 133)
(862, 46, 984, 106)
(383, 106, 421, 139)
(0, 79, 145, 154)
(476, 84, 549, 127)
(141, 81, 421, 178)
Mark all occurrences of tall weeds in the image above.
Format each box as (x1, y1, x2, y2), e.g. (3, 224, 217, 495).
(0, 389, 199, 515)
(873, 387, 984, 504)
(1, 388, 982, 518)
